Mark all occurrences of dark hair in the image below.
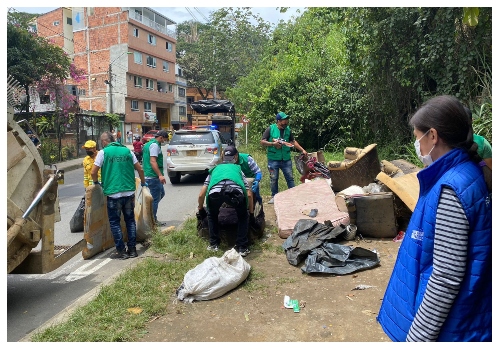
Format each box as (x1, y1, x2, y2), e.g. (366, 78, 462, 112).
(409, 95, 481, 164)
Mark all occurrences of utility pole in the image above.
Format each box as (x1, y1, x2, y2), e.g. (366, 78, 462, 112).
(108, 63, 113, 114)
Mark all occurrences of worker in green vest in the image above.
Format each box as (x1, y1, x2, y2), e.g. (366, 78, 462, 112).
(91, 131, 147, 260)
(142, 130, 169, 225)
(260, 111, 308, 204)
(197, 146, 254, 257)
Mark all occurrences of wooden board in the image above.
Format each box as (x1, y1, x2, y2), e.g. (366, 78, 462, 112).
(376, 172, 420, 212)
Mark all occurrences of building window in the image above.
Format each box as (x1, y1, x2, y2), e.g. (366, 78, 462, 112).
(131, 100, 139, 111)
(146, 79, 154, 90)
(163, 61, 169, 72)
(134, 52, 142, 64)
(146, 56, 156, 68)
(67, 17, 72, 25)
(53, 21, 60, 26)
(179, 106, 186, 116)
(187, 96, 194, 104)
(134, 76, 142, 88)
(177, 67, 183, 76)
(166, 42, 172, 52)
(133, 28, 139, 37)
(40, 95, 50, 104)
(178, 87, 185, 97)
(144, 102, 152, 112)
(148, 34, 156, 45)
(168, 84, 173, 93)
(78, 89, 86, 96)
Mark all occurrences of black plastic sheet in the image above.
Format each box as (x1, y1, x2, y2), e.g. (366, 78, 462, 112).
(282, 219, 380, 275)
(190, 99, 235, 114)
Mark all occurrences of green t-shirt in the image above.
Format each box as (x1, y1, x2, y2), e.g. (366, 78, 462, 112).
(473, 134, 492, 159)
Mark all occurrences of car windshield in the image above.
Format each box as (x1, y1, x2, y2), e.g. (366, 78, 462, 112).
(170, 132, 215, 145)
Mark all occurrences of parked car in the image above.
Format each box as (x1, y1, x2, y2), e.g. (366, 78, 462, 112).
(165, 128, 229, 184)
(141, 129, 172, 144)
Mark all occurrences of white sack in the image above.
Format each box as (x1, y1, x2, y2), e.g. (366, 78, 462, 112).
(177, 248, 251, 303)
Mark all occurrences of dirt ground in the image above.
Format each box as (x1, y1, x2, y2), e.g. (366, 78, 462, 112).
(139, 200, 401, 342)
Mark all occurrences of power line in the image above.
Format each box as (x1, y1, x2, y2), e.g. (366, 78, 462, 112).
(194, 7, 209, 23)
(185, 8, 199, 22)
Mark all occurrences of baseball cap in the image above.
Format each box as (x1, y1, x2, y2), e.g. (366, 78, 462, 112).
(82, 140, 97, 149)
(155, 130, 170, 138)
(223, 145, 238, 162)
(276, 112, 289, 120)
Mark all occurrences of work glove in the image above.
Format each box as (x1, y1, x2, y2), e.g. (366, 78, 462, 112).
(251, 180, 259, 192)
(196, 207, 207, 221)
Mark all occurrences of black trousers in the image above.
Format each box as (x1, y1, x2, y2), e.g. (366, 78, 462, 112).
(207, 191, 249, 249)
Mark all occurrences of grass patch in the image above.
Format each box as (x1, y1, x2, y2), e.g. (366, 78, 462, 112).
(30, 218, 225, 342)
(241, 269, 268, 293)
(276, 276, 297, 286)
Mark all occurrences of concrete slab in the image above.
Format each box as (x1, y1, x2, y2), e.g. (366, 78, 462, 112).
(274, 179, 350, 239)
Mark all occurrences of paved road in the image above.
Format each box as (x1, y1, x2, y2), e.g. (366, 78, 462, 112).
(7, 154, 205, 342)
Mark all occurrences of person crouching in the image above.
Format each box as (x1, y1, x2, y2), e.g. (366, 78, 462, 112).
(197, 146, 254, 257)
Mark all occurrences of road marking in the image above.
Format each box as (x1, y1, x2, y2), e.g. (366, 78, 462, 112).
(65, 258, 112, 282)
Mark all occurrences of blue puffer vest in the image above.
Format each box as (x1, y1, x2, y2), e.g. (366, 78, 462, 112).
(377, 148, 492, 341)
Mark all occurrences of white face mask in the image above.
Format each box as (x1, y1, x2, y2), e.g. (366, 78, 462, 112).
(414, 129, 435, 166)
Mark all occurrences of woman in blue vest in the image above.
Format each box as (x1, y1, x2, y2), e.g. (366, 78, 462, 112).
(377, 95, 492, 341)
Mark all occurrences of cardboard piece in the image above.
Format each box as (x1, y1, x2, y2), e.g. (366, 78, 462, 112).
(274, 179, 350, 239)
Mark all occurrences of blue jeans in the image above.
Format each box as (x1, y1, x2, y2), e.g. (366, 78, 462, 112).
(253, 183, 263, 205)
(267, 159, 295, 197)
(146, 177, 165, 221)
(106, 195, 136, 252)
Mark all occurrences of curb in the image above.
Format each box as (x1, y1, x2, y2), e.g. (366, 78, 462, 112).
(18, 250, 147, 342)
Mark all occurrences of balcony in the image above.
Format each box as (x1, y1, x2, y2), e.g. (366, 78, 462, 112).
(129, 8, 177, 39)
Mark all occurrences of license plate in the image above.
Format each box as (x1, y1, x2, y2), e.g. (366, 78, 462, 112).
(187, 150, 197, 156)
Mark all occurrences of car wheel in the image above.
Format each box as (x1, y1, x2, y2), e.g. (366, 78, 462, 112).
(169, 172, 181, 184)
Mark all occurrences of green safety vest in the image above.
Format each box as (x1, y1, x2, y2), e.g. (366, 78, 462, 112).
(237, 153, 254, 177)
(267, 123, 291, 161)
(101, 142, 136, 196)
(205, 163, 248, 209)
(142, 138, 164, 177)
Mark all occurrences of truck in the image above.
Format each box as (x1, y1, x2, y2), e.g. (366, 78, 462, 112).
(189, 99, 236, 145)
(7, 76, 86, 274)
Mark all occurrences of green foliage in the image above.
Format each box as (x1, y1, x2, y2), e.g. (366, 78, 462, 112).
(7, 8, 82, 113)
(176, 7, 272, 98)
(229, 7, 492, 151)
(104, 113, 121, 129)
(38, 138, 59, 165)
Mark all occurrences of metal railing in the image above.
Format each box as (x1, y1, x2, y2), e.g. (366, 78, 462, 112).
(131, 11, 177, 39)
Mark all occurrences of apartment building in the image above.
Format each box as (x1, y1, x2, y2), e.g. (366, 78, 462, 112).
(172, 64, 188, 130)
(36, 7, 178, 137)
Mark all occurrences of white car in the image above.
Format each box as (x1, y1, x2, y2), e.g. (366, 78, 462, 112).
(165, 128, 229, 184)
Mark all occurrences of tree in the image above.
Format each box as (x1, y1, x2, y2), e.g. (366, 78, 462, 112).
(176, 7, 272, 98)
(7, 10, 84, 114)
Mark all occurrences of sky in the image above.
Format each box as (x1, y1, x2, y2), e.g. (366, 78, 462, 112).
(9, 4, 306, 27)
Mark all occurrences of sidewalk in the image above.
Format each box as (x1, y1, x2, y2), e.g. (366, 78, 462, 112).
(53, 144, 134, 173)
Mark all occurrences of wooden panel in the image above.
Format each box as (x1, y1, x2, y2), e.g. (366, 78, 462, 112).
(376, 172, 419, 212)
